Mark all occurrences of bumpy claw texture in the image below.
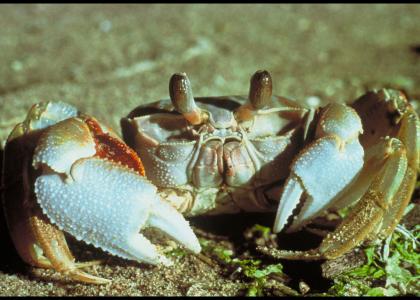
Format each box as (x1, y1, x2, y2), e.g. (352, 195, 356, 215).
(2, 101, 200, 284)
(273, 103, 364, 233)
(37, 158, 164, 265)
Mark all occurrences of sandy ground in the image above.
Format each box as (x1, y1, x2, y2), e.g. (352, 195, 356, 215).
(0, 4, 419, 296)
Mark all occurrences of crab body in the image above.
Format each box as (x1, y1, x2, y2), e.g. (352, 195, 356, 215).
(122, 72, 419, 260)
(2, 70, 419, 284)
(121, 94, 366, 221)
(122, 96, 309, 216)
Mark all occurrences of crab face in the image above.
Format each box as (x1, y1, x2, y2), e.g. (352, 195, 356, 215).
(123, 98, 307, 214)
(122, 72, 365, 222)
(121, 73, 313, 215)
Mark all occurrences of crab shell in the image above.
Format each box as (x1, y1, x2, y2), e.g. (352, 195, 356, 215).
(121, 93, 365, 224)
(2, 102, 200, 284)
(121, 95, 313, 216)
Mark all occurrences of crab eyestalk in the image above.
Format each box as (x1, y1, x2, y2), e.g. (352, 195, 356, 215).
(169, 73, 203, 125)
(236, 70, 273, 121)
(249, 70, 273, 110)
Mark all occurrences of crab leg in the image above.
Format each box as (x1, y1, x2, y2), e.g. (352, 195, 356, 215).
(273, 103, 364, 233)
(329, 106, 418, 213)
(30, 211, 111, 284)
(3, 166, 109, 284)
(376, 107, 419, 238)
(317, 138, 407, 258)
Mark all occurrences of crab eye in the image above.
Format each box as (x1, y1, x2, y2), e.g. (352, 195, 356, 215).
(249, 70, 273, 110)
(169, 73, 203, 125)
(235, 70, 273, 121)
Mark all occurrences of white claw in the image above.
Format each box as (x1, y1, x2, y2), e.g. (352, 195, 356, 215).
(274, 135, 364, 233)
(148, 198, 201, 254)
(34, 156, 198, 266)
(273, 176, 304, 233)
(126, 234, 172, 266)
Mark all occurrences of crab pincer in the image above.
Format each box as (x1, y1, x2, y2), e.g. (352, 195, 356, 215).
(2, 102, 200, 284)
(263, 90, 419, 260)
(273, 103, 365, 233)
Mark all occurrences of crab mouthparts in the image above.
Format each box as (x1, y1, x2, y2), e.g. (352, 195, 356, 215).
(202, 127, 243, 143)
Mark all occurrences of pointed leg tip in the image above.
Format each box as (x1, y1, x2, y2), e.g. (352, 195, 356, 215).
(70, 269, 112, 285)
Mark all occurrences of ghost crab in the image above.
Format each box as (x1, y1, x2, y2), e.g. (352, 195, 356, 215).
(121, 71, 419, 259)
(1, 70, 419, 285)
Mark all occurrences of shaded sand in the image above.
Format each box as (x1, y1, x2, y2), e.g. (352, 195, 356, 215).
(0, 4, 419, 296)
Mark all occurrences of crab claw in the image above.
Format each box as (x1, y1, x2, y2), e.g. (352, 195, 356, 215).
(35, 158, 200, 266)
(273, 103, 364, 233)
(32, 114, 200, 267)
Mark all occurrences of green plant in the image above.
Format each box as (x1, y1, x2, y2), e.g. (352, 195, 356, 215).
(328, 225, 419, 296)
(199, 236, 289, 296)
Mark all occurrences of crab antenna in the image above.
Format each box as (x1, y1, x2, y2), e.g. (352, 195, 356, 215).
(169, 73, 202, 125)
(249, 70, 272, 110)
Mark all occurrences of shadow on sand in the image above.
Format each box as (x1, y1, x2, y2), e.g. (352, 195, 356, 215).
(0, 148, 29, 276)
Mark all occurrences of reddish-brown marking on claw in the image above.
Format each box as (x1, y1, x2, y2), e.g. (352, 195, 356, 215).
(84, 117, 146, 176)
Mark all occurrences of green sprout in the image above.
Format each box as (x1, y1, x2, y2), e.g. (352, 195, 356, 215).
(337, 205, 352, 219)
(251, 224, 271, 240)
(238, 261, 284, 296)
(166, 247, 188, 259)
(199, 236, 289, 296)
(328, 225, 420, 296)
